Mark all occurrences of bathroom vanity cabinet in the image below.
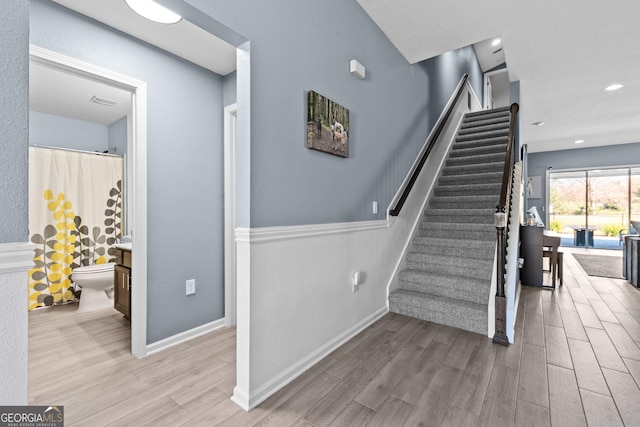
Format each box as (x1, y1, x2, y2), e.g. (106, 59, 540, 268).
(114, 247, 131, 320)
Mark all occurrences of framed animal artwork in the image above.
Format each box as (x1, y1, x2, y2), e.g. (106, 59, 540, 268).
(306, 90, 350, 158)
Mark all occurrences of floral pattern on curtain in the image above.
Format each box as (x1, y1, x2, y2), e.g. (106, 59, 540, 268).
(28, 147, 124, 310)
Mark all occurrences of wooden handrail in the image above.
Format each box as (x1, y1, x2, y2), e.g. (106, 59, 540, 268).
(493, 102, 519, 347)
(389, 74, 469, 216)
(498, 104, 520, 210)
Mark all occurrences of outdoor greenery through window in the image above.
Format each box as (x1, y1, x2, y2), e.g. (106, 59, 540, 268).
(548, 167, 640, 249)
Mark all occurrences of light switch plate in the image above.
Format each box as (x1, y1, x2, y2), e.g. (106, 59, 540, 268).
(186, 279, 196, 295)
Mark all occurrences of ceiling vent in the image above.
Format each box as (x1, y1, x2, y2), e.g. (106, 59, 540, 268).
(90, 96, 119, 107)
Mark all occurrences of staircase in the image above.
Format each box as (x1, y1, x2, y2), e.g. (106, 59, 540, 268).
(389, 106, 512, 334)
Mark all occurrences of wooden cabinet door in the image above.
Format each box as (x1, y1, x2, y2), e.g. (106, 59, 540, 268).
(114, 264, 131, 319)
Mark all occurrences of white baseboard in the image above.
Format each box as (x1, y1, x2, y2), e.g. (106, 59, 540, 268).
(146, 317, 226, 355)
(231, 306, 388, 411)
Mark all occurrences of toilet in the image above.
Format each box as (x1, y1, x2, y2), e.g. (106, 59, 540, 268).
(72, 263, 116, 312)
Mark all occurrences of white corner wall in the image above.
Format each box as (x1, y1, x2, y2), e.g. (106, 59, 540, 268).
(0, 243, 34, 405)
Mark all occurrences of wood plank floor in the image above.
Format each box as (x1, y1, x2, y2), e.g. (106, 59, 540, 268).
(29, 247, 640, 426)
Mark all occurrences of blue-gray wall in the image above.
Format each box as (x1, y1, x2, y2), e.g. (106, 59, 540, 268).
(30, 0, 225, 342)
(108, 116, 127, 155)
(29, 111, 109, 152)
(185, 0, 483, 228)
(0, 1, 29, 243)
(12, 0, 484, 343)
(527, 142, 640, 218)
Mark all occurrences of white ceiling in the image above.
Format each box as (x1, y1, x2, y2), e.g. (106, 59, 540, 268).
(357, 0, 640, 153)
(51, 0, 237, 76)
(30, 60, 133, 125)
(31, 0, 237, 126)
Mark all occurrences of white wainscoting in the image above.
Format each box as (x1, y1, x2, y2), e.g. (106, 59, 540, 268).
(0, 242, 34, 405)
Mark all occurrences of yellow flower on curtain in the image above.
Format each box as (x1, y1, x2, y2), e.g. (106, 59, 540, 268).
(28, 191, 78, 310)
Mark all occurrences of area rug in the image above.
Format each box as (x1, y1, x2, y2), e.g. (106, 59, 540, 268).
(572, 254, 624, 279)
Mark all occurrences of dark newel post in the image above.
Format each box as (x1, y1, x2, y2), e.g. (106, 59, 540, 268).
(493, 205, 509, 346)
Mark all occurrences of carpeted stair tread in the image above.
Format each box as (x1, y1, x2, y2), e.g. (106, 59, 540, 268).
(442, 161, 505, 176)
(389, 289, 487, 334)
(438, 172, 503, 186)
(449, 143, 507, 158)
(458, 123, 511, 136)
(429, 196, 498, 210)
(460, 116, 509, 130)
(424, 209, 495, 224)
(398, 270, 490, 305)
(456, 129, 509, 142)
(464, 106, 510, 118)
(418, 222, 495, 241)
(410, 244, 496, 262)
(411, 236, 495, 251)
(405, 252, 493, 274)
(453, 136, 509, 151)
(435, 183, 502, 196)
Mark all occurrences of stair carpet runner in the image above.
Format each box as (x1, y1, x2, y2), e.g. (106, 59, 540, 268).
(389, 106, 511, 335)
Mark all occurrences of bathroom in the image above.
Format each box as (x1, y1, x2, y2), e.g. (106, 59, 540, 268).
(27, 0, 233, 361)
(29, 57, 132, 314)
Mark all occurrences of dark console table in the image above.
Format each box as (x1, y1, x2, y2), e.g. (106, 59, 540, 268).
(520, 225, 543, 287)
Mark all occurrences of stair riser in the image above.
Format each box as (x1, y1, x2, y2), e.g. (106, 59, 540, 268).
(405, 258, 492, 277)
(429, 200, 498, 210)
(446, 153, 505, 167)
(458, 123, 509, 136)
(438, 174, 503, 185)
(411, 244, 495, 260)
(424, 215, 494, 225)
(442, 164, 504, 176)
(397, 280, 488, 305)
(406, 253, 493, 271)
(412, 236, 494, 250)
(453, 138, 509, 151)
(389, 292, 487, 335)
(450, 144, 507, 158)
(456, 130, 509, 143)
(435, 186, 502, 197)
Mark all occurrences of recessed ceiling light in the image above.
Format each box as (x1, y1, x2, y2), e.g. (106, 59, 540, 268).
(605, 84, 623, 91)
(491, 38, 501, 46)
(125, 0, 181, 24)
(574, 139, 584, 144)
(531, 121, 544, 127)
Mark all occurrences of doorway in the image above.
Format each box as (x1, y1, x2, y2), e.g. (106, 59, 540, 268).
(484, 68, 510, 109)
(548, 167, 640, 249)
(29, 45, 148, 357)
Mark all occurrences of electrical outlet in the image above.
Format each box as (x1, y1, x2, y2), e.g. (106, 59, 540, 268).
(186, 279, 196, 295)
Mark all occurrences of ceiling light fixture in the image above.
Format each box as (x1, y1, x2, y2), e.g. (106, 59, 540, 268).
(531, 121, 544, 126)
(605, 84, 623, 91)
(125, 0, 181, 24)
(491, 38, 501, 46)
(574, 139, 584, 144)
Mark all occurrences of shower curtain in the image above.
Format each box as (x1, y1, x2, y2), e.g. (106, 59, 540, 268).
(28, 147, 124, 310)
